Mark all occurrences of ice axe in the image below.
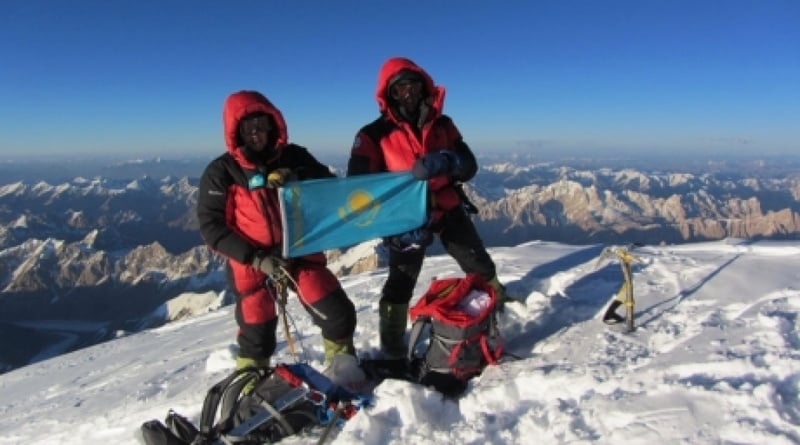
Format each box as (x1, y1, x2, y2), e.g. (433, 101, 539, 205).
(595, 244, 642, 332)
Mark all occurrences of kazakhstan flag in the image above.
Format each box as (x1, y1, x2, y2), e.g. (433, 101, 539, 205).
(279, 172, 428, 258)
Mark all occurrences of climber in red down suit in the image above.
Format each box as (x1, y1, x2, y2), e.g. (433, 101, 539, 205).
(347, 57, 511, 360)
(197, 90, 358, 370)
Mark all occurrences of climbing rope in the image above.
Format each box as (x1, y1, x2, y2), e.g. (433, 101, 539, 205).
(267, 264, 310, 363)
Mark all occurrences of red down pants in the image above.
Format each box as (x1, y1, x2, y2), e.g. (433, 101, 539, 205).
(227, 254, 356, 360)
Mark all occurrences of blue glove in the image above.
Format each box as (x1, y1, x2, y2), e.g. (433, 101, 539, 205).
(387, 228, 433, 252)
(411, 151, 461, 180)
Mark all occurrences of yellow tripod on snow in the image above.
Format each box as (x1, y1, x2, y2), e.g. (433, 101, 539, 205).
(595, 246, 640, 332)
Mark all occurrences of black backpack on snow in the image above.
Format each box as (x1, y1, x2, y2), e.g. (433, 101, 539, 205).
(141, 364, 340, 445)
(407, 274, 504, 397)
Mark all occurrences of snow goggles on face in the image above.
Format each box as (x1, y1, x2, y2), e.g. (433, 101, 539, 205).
(239, 115, 271, 136)
(390, 80, 423, 101)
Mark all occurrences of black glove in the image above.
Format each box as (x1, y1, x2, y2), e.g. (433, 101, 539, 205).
(411, 150, 461, 180)
(387, 228, 433, 252)
(266, 168, 296, 188)
(251, 250, 288, 275)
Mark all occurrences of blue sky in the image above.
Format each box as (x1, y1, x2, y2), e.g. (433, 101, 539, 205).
(1, 1, 798, 160)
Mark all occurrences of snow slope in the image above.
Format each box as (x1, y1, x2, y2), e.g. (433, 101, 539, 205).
(0, 239, 798, 444)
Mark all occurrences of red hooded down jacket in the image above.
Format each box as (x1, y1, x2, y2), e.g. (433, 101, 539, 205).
(197, 91, 339, 306)
(347, 57, 478, 217)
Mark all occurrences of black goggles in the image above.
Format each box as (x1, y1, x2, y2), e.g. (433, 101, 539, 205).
(239, 115, 271, 136)
(390, 80, 423, 101)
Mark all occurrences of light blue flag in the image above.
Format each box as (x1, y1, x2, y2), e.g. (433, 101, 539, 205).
(279, 172, 428, 258)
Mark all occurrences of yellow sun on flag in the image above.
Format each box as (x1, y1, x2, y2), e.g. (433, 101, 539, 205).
(338, 189, 380, 227)
(348, 191, 372, 212)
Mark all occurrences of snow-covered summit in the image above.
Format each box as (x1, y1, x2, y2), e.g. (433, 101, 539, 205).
(0, 239, 798, 444)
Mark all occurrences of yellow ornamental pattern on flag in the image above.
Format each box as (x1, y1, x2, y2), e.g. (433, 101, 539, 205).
(338, 189, 380, 227)
(289, 182, 303, 248)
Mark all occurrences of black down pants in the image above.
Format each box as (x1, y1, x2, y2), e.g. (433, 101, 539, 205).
(381, 206, 497, 305)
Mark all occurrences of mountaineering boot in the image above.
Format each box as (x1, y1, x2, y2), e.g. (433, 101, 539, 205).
(235, 355, 270, 394)
(323, 354, 368, 394)
(487, 275, 515, 311)
(379, 301, 409, 359)
(322, 337, 356, 366)
(322, 337, 367, 393)
(235, 355, 271, 370)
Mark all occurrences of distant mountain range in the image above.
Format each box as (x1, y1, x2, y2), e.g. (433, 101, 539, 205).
(467, 158, 800, 246)
(1, 154, 798, 373)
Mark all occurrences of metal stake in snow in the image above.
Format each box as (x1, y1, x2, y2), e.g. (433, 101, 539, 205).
(596, 245, 641, 332)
